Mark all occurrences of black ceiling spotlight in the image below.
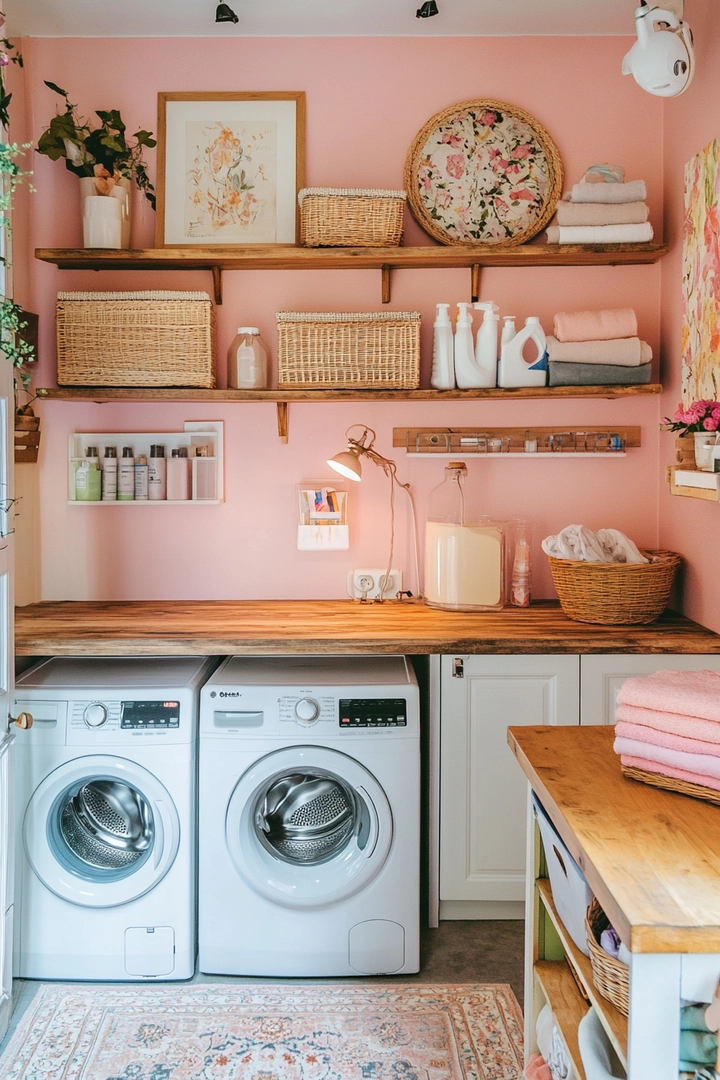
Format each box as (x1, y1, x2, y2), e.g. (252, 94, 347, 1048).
(216, 2, 239, 23)
(416, 1, 438, 17)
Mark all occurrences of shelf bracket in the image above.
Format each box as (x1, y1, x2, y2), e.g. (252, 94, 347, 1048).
(276, 402, 289, 443)
(381, 265, 391, 304)
(471, 264, 481, 303)
(211, 266, 223, 305)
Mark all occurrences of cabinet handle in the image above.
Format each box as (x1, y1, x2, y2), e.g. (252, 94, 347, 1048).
(8, 711, 33, 730)
(452, 658, 464, 679)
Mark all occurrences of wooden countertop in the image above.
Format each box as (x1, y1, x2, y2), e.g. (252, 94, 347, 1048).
(508, 724, 720, 954)
(14, 599, 720, 656)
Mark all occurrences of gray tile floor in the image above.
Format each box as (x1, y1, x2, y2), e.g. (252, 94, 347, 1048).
(1, 920, 525, 1054)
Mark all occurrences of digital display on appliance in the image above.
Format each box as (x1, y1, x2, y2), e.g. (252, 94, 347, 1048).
(338, 698, 407, 728)
(121, 700, 180, 728)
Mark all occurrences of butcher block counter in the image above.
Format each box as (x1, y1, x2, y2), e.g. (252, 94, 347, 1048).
(14, 598, 720, 656)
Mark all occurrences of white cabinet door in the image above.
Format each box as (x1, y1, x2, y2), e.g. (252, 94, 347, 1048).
(580, 654, 720, 726)
(439, 654, 579, 919)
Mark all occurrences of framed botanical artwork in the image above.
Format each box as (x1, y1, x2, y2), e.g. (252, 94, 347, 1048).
(155, 91, 306, 247)
(682, 136, 720, 403)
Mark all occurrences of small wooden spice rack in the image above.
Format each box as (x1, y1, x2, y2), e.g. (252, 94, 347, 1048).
(393, 426, 641, 457)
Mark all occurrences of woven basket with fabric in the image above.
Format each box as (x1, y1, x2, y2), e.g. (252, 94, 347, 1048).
(547, 548, 681, 625)
(276, 311, 420, 389)
(299, 188, 406, 247)
(621, 763, 720, 807)
(585, 897, 629, 1017)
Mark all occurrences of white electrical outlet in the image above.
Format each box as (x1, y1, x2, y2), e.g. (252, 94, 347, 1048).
(348, 568, 402, 600)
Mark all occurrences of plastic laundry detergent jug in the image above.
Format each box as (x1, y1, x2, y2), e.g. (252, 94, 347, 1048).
(497, 316, 547, 388)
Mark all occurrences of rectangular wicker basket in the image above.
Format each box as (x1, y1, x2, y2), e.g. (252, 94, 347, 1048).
(298, 188, 406, 247)
(276, 311, 421, 389)
(56, 291, 215, 388)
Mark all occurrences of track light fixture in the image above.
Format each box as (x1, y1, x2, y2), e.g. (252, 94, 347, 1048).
(216, 2, 239, 23)
(416, 1, 439, 17)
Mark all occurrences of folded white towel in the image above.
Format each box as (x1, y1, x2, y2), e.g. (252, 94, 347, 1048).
(546, 223, 654, 245)
(569, 179, 647, 203)
(542, 525, 648, 564)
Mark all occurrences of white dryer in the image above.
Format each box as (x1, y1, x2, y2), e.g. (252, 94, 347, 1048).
(12, 656, 216, 981)
(198, 655, 420, 977)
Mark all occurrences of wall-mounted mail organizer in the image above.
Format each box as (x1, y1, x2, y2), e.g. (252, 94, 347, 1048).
(297, 479, 349, 550)
(392, 426, 641, 457)
(68, 421, 224, 503)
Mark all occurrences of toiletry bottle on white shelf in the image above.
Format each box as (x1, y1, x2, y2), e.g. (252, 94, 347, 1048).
(148, 444, 167, 501)
(118, 446, 135, 501)
(454, 303, 482, 388)
(167, 447, 191, 501)
(134, 454, 149, 500)
(497, 316, 547, 388)
(430, 303, 455, 389)
(472, 301, 500, 387)
(75, 446, 101, 502)
(101, 446, 117, 501)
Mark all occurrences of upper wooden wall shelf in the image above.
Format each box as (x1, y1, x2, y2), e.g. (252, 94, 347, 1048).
(35, 242, 669, 305)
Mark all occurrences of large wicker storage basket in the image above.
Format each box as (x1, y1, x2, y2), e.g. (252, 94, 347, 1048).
(298, 188, 406, 247)
(585, 898, 629, 1016)
(547, 548, 681, 625)
(276, 311, 421, 389)
(56, 291, 215, 388)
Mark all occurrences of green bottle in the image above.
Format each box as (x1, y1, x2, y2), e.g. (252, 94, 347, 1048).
(75, 446, 102, 502)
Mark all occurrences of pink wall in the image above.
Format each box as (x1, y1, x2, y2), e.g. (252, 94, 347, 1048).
(17, 35, 668, 602)
(658, 1, 720, 634)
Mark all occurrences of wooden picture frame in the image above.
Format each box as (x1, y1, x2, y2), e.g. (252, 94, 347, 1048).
(155, 91, 306, 247)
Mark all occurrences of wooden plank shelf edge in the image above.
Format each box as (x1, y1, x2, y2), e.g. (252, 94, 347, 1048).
(666, 465, 720, 501)
(534, 960, 588, 1080)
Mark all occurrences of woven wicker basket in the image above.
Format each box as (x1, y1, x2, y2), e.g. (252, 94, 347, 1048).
(622, 763, 720, 807)
(585, 898, 629, 1016)
(299, 188, 406, 247)
(56, 291, 215, 388)
(276, 311, 421, 389)
(547, 548, 681, 625)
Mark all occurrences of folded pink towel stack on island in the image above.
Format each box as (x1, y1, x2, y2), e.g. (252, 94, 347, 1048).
(545, 165, 652, 244)
(614, 669, 720, 793)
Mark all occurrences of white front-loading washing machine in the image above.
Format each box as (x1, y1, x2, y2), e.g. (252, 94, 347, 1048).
(198, 655, 420, 977)
(12, 655, 216, 981)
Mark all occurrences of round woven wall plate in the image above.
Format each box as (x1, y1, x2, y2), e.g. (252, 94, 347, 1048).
(404, 99, 563, 247)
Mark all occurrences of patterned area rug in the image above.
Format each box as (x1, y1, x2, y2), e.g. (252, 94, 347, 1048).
(0, 983, 523, 1080)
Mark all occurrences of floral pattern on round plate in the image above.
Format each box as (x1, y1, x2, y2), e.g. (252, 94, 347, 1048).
(405, 99, 563, 247)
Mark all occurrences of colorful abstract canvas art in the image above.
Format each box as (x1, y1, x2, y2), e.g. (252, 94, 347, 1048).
(682, 136, 720, 403)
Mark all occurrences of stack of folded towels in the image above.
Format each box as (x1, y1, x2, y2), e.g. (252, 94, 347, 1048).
(546, 163, 653, 246)
(545, 307, 653, 387)
(613, 669, 720, 795)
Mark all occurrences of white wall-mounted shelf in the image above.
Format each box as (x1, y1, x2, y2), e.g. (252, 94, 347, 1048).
(68, 421, 224, 504)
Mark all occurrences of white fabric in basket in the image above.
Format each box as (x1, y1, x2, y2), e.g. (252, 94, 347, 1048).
(542, 525, 648, 564)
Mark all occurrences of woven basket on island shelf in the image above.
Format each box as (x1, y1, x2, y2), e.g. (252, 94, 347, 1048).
(547, 548, 681, 625)
(621, 762, 720, 807)
(585, 897, 629, 1017)
(298, 188, 406, 247)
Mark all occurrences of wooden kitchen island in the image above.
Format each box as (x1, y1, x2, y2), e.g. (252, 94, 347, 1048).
(509, 724, 720, 1080)
(14, 598, 720, 656)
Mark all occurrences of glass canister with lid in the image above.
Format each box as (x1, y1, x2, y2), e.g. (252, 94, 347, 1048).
(424, 461, 505, 611)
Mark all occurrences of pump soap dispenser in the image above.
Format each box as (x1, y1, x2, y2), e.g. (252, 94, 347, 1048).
(431, 303, 455, 389)
(472, 302, 499, 387)
(497, 316, 548, 388)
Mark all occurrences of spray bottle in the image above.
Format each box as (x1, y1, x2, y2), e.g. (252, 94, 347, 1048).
(497, 316, 548, 388)
(430, 303, 455, 389)
(472, 301, 500, 387)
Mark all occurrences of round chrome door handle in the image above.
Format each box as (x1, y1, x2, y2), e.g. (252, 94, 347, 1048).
(83, 702, 108, 728)
(9, 711, 33, 730)
(294, 697, 320, 724)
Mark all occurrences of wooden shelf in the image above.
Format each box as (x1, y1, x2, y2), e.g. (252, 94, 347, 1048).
(537, 877, 628, 1069)
(666, 465, 720, 501)
(35, 241, 669, 304)
(534, 961, 588, 1080)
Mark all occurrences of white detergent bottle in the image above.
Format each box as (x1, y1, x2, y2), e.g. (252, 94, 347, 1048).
(501, 315, 516, 350)
(454, 302, 482, 388)
(431, 303, 455, 389)
(497, 315, 548, 388)
(472, 301, 499, 387)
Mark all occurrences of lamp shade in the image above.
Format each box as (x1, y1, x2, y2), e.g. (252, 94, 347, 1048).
(327, 450, 363, 481)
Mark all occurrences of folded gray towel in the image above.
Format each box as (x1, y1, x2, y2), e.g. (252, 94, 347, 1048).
(548, 361, 652, 386)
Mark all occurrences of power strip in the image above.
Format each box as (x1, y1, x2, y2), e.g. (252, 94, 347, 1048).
(347, 568, 402, 600)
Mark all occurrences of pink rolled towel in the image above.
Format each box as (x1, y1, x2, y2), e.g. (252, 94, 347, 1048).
(524, 1053, 552, 1080)
(569, 179, 647, 203)
(553, 308, 638, 343)
(615, 719, 720, 759)
(620, 753, 720, 793)
(555, 201, 649, 227)
(546, 336, 651, 366)
(616, 669, 720, 723)
(615, 702, 720, 745)
(613, 735, 720, 780)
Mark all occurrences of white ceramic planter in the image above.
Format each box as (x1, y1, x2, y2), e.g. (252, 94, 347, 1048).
(79, 176, 131, 248)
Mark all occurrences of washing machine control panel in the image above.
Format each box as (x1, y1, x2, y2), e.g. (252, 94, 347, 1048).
(339, 698, 407, 728)
(121, 700, 181, 728)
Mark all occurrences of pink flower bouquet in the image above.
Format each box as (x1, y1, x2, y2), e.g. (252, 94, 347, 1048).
(661, 399, 720, 435)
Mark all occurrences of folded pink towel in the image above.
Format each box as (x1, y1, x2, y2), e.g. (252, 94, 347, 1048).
(556, 201, 649, 227)
(569, 179, 647, 203)
(524, 1053, 552, 1080)
(546, 336, 651, 366)
(553, 308, 638, 343)
(617, 669, 720, 723)
(545, 223, 654, 244)
(614, 735, 720, 780)
(620, 753, 720, 793)
(615, 719, 720, 759)
(615, 702, 720, 744)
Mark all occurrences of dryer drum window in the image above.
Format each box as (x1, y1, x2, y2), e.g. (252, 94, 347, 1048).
(254, 769, 369, 865)
(48, 778, 155, 881)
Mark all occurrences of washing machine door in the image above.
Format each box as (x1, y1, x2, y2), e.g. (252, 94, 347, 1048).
(23, 755, 180, 908)
(225, 746, 392, 908)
